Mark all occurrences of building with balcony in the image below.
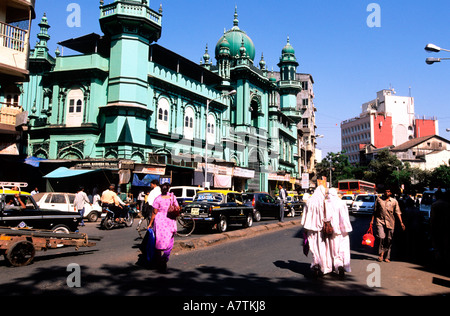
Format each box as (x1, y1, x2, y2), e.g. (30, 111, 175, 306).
(20, 1, 305, 194)
(0, 0, 35, 157)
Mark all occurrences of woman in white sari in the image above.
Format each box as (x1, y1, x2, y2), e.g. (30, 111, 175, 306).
(325, 188, 353, 276)
(301, 185, 332, 275)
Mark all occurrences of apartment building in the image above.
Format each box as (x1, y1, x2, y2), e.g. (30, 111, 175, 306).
(341, 89, 438, 164)
(0, 0, 35, 155)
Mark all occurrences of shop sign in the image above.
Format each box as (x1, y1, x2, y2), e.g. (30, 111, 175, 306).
(233, 167, 255, 179)
(268, 173, 291, 182)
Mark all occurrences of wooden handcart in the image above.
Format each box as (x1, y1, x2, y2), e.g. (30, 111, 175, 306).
(0, 227, 101, 267)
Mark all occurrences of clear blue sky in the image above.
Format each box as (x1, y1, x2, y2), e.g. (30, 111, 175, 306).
(30, 0, 450, 155)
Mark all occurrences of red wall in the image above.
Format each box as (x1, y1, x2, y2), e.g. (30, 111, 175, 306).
(373, 115, 393, 148)
(415, 119, 437, 138)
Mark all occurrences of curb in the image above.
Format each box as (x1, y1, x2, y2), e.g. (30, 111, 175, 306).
(173, 219, 302, 254)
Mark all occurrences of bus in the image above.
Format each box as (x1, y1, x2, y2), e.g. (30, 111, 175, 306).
(338, 180, 376, 195)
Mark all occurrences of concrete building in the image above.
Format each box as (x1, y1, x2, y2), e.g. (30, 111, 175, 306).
(0, 0, 35, 157)
(341, 89, 438, 164)
(18, 2, 308, 194)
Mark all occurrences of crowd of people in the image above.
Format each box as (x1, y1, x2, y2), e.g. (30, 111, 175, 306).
(301, 184, 450, 278)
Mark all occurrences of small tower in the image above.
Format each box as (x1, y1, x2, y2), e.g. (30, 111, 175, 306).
(216, 36, 232, 86)
(32, 14, 51, 58)
(98, 0, 163, 150)
(99, 0, 162, 108)
(277, 37, 302, 122)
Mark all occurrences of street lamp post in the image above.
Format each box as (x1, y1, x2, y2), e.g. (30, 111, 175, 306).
(425, 43, 450, 64)
(204, 90, 237, 189)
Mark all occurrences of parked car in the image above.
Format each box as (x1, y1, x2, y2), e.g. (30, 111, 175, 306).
(350, 194, 377, 214)
(243, 192, 280, 222)
(169, 186, 203, 207)
(33, 192, 102, 222)
(0, 187, 81, 233)
(341, 194, 355, 208)
(181, 190, 253, 233)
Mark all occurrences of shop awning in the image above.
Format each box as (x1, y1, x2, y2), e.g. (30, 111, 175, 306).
(43, 167, 103, 179)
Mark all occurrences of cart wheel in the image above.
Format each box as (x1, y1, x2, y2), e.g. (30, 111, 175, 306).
(6, 241, 36, 267)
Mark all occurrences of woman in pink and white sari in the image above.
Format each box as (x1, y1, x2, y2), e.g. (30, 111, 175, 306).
(149, 183, 179, 272)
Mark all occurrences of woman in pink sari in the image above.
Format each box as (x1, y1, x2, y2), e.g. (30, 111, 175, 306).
(149, 183, 179, 272)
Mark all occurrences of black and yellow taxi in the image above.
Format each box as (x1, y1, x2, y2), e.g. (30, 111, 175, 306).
(0, 183, 81, 233)
(181, 190, 253, 233)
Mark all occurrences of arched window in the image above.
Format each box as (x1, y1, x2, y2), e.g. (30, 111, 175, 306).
(184, 106, 195, 140)
(207, 114, 216, 145)
(66, 88, 84, 127)
(157, 97, 170, 135)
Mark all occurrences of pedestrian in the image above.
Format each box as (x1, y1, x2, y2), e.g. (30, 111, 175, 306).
(74, 186, 90, 226)
(148, 183, 179, 273)
(325, 188, 353, 277)
(31, 187, 39, 196)
(137, 190, 146, 213)
(301, 185, 331, 276)
(278, 184, 287, 222)
(147, 180, 161, 209)
(430, 189, 450, 272)
(370, 187, 406, 263)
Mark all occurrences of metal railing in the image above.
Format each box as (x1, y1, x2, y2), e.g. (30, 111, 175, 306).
(100, 1, 162, 26)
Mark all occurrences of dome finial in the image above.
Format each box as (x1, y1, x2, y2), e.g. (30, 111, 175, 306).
(233, 5, 239, 28)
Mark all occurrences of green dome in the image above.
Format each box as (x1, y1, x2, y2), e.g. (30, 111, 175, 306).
(215, 8, 256, 62)
(280, 37, 298, 64)
(282, 37, 295, 55)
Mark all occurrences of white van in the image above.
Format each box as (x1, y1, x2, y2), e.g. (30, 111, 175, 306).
(169, 186, 203, 207)
(420, 189, 446, 220)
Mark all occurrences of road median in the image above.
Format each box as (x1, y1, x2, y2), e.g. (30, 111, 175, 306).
(173, 219, 302, 253)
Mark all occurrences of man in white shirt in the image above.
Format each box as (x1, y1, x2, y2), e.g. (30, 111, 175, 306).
(147, 180, 162, 207)
(74, 186, 90, 226)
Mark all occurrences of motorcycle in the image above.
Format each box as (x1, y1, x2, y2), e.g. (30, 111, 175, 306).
(100, 205, 134, 230)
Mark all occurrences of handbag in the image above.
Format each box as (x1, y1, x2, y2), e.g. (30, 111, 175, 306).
(167, 194, 181, 220)
(322, 200, 334, 238)
(362, 224, 375, 247)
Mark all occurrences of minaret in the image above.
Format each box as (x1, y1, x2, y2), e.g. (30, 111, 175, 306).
(99, 0, 162, 108)
(32, 13, 51, 58)
(277, 37, 302, 122)
(98, 0, 162, 147)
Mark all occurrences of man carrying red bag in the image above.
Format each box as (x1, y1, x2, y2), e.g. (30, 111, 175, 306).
(370, 188, 406, 263)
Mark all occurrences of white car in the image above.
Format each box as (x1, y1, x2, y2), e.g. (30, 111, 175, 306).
(341, 194, 354, 208)
(350, 194, 376, 214)
(169, 186, 203, 207)
(33, 192, 102, 222)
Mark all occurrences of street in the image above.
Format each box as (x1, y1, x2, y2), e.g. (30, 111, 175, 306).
(0, 214, 449, 298)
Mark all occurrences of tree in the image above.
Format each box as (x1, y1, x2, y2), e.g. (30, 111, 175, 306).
(316, 152, 356, 187)
(430, 165, 450, 188)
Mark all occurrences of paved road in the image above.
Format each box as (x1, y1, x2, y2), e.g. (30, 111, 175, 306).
(0, 215, 449, 299)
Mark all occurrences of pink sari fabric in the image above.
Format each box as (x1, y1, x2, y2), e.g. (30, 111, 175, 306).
(152, 193, 178, 251)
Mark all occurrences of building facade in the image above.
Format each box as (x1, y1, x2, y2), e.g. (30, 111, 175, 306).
(20, 1, 307, 193)
(341, 89, 438, 164)
(0, 0, 35, 157)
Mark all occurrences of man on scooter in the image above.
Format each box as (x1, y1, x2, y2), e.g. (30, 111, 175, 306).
(101, 184, 124, 222)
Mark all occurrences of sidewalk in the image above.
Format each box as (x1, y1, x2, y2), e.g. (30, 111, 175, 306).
(173, 219, 302, 253)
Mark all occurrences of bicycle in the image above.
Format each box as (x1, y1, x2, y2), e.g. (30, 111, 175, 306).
(176, 213, 195, 237)
(137, 212, 195, 238)
(136, 215, 150, 239)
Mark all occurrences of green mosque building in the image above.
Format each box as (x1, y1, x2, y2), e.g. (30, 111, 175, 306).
(20, 0, 309, 194)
